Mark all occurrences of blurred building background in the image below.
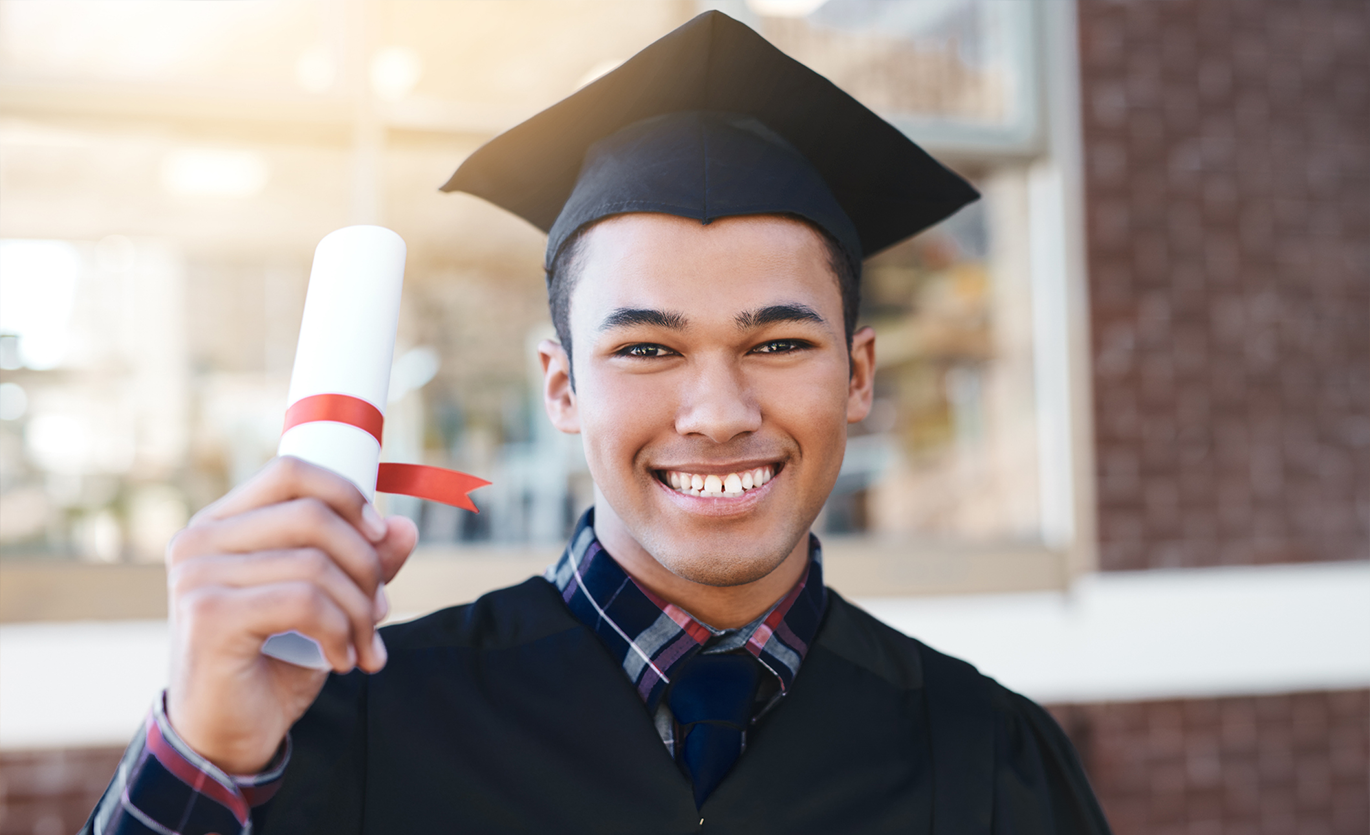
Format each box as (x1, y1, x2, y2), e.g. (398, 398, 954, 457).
(0, 1, 1364, 833)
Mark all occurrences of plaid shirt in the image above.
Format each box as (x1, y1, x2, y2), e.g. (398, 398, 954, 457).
(547, 508, 828, 755)
(84, 695, 287, 835)
(87, 508, 827, 835)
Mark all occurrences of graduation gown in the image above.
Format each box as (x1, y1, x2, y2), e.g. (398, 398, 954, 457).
(255, 576, 1110, 834)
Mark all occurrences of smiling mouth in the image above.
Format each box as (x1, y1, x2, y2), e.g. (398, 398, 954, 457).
(655, 465, 778, 498)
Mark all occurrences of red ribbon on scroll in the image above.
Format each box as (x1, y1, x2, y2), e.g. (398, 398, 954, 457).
(282, 393, 490, 512)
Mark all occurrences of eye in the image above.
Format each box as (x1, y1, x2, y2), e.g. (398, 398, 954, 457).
(617, 343, 677, 358)
(751, 339, 811, 354)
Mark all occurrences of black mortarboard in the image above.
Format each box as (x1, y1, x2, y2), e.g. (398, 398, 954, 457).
(441, 10, 978, 270)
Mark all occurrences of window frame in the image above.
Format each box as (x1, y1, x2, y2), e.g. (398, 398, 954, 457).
(0, 1, 1095, 623)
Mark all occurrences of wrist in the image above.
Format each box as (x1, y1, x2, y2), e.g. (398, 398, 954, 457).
(135, 694, 291, 830)
(199, 738, 285, 777)
(164, 692, 284, 776)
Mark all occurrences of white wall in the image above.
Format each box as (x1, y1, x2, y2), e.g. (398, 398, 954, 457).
(3, 560, 1367, 749)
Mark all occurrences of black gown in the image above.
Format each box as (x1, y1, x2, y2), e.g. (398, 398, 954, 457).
(255, 577, 1111, 834)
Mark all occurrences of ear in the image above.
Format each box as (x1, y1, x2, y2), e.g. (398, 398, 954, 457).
(846, 326, 876, 424)
(538, 339, 580, 434)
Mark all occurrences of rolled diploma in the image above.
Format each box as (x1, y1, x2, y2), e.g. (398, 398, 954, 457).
(263, 225, 406, 668)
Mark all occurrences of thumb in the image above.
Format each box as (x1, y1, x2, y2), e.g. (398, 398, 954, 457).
(377, 515, 419, 583)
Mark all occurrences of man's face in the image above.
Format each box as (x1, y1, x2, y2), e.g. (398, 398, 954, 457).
(541, 213, 874, 588)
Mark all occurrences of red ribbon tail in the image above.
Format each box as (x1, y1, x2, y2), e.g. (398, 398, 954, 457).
(376, 463, 490, 513)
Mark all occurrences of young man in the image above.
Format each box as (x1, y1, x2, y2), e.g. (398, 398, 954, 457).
(86, 12, 1111, 834)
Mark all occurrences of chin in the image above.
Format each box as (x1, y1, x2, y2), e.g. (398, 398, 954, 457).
(648, 537, 796, 588)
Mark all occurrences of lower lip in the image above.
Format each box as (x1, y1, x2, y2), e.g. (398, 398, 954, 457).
(654, 471, 777, 517)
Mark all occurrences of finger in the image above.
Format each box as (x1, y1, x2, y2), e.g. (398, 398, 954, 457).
(369, 515, 420, 624)
(193, 456, 387, 543)
(178, 582, 359, 674)
(170, 549, 386, 671)
(375, 515, 419, 584)
(171, 498, 383, 598)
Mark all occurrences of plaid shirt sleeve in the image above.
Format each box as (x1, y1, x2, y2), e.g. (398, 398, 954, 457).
(84, 693, 289, 835)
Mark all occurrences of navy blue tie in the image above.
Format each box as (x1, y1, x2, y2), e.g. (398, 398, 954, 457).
(666, 652, 764, 808)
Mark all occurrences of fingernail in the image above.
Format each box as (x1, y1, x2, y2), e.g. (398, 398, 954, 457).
(360, 503, 386, 542)
(371, 632, 388, 667)
(346, 644, 358, 669)
(373, 582, 390, 621)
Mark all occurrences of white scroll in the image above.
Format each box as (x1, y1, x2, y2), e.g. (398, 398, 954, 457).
(263, 225, 406, 668)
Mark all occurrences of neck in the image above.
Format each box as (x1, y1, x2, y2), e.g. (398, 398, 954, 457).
(590, 501, 811, 630)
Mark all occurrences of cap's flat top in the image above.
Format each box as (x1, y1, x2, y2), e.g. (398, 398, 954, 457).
(442, 10, 978, 260)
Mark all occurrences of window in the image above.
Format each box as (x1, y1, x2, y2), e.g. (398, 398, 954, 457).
(0, 1, 1090, 609)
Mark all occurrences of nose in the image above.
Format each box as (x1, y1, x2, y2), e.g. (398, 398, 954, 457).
(674, 355, 761, 444)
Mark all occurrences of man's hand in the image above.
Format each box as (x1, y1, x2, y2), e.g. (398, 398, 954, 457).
(164, 456, 418, 774)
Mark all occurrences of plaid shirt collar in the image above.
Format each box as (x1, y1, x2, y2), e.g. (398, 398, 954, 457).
(545, 508, 828, 714)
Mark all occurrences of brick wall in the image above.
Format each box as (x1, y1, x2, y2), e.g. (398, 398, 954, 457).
(1079, 0, 1370, 571)
(1050, 689, 1369, 835)
(0, 747, 122, 835)
(1068, 6, 1366, 829)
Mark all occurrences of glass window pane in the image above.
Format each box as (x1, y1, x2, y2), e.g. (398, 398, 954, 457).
(826, 171, 1042, 543)
(0, 1, 1047, 562)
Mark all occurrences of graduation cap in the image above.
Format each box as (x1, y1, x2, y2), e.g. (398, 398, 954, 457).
(441, 10, 978, 271)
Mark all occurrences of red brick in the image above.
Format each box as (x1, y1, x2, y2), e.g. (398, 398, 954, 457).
(1081, 0, 1370, 572)
(0, 747, 125, 835)
(1048, 690, 1368, 835)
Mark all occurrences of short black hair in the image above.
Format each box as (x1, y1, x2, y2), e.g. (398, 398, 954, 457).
(547, 216, 861, 388)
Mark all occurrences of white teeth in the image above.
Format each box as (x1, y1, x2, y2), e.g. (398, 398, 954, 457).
(665, 467, 776, 498)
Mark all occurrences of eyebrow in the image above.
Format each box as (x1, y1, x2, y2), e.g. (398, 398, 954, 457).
(599, 308, 688, 332)
(597, 302, 827, 334)
(734, 304, 826, 330)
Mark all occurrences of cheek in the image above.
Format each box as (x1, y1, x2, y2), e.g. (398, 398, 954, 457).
(755, 360, 852, 447)
(766, 356, 849, 411)
(576, 371, 674, 466)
